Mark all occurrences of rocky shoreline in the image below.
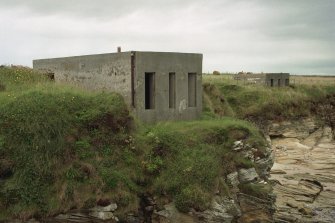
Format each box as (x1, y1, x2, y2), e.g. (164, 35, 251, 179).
(268, 118, 335, 223)
(19, 137, 275, 223)
(10, 118, 334, 223)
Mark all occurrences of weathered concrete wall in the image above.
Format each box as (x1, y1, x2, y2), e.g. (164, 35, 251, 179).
(234, 73, 267, 85)
(33, 53, 132, 105)
(133, 52, 203, 123)
(33, 51, 203, 123)
(234, 73, 290, 87)
(265, 73, 290, 87)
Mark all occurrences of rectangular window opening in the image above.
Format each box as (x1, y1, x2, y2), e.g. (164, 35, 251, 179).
(47, 73, 55, 81)
(169, 73, 176, 108)
(145, 72, 155, 109)
(188, 73, 197, 107)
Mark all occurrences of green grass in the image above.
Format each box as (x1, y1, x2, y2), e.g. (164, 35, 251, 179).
(4, 68, 333, 219)
(0, 66, 48, 92)
(0, 67, 270, 219)
(140, 118, 266, 212)
(0, 66, 140, 219)
(203, 74, 335, 121)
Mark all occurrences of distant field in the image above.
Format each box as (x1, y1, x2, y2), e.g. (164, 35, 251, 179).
(202, 73, 335, 120)
(203, 74, 335, 86)
(291, 75, 335, 86)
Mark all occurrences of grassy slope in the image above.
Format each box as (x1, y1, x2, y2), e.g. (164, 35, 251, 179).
(141, 118, 266, 212)
(0, 67, 138, 219)
(203, 74, 335, 122)
(0, 67, 267, 220)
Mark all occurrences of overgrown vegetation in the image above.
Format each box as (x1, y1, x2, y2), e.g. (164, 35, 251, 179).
(1, 67, 333, 220)
(0, 67, 138, 219)
(0, 67, 268, 220)
(142, 119, 265, 212)
(203, 74, 335, 123)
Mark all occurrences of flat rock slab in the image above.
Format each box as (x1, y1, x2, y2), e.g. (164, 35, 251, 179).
(270, 122, 335, 223)
(274, 179, 322, 203)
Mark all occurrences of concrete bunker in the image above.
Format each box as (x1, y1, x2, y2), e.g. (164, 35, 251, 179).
(235, 72, 290, 87)
(33, 51, 203, 123)
(265, 73, 290, 87)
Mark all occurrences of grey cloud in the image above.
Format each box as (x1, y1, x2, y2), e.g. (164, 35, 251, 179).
(0, 0, 206, 19)
(257, 0, 335, 41)
(0, 0, 334, 74)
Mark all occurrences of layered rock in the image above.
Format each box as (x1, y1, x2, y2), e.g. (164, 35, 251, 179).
(52, 203, 119, 222)
(269, 118, 335, 223)
(151, 140, 275, 223)
(24, 135, 276, 223)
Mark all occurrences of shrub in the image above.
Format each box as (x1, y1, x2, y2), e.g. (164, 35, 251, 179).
(147, 119, 265, 212)
(239, 183, 272, 200)
(0, 66, 48, 91)
(0, 88, 134, 217)
(202, 75, 335, 121)
(175, 185, 211, 212)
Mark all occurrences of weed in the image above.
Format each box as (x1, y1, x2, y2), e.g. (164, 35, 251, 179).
(203, 74, 335, 121)
(75, 140, 94, 159)
(0, 67, 136, 218)
(239, 183, 272, 200)
(175, 185, 211, 212)
(0, 67, 275, 219)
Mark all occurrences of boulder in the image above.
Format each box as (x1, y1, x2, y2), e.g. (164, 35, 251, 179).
(89, 211, 118, 221)
(241, 150, 254, 161)
(233, 140, 243, 151)
(90, 203, 118, 212)
(227, 172, 239, 188)
(83, 203, 119, 221)
(153, 203, 197, 223)
(319, 126, 333, 143)
(238, 168, 259, 183)
(255, 152, 274, 178)
(197, 197, 241, 223)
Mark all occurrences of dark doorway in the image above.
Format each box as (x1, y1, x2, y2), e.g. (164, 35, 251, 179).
(270, 79, 274, 87)
(145, 73, 155, 109)
(188, 73, 197, 107)
(169, 73, 176, 108)
(47, 73, 55, 80)
(131, 52, 136, 107)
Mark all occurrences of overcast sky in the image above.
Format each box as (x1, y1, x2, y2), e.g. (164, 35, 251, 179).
(0, 0, 334, 74)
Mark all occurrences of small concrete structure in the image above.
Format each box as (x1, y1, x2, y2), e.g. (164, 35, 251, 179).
(234, 73, 290, 87)
(33, 51, 203, 123)
(264, 73, 290, 87)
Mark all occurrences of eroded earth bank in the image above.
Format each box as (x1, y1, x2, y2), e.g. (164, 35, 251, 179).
(50, 118, 335, 223)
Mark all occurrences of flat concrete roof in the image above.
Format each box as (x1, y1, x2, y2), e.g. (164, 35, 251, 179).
(265, 73, 290, 75)
(33, 51, 202, 61)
